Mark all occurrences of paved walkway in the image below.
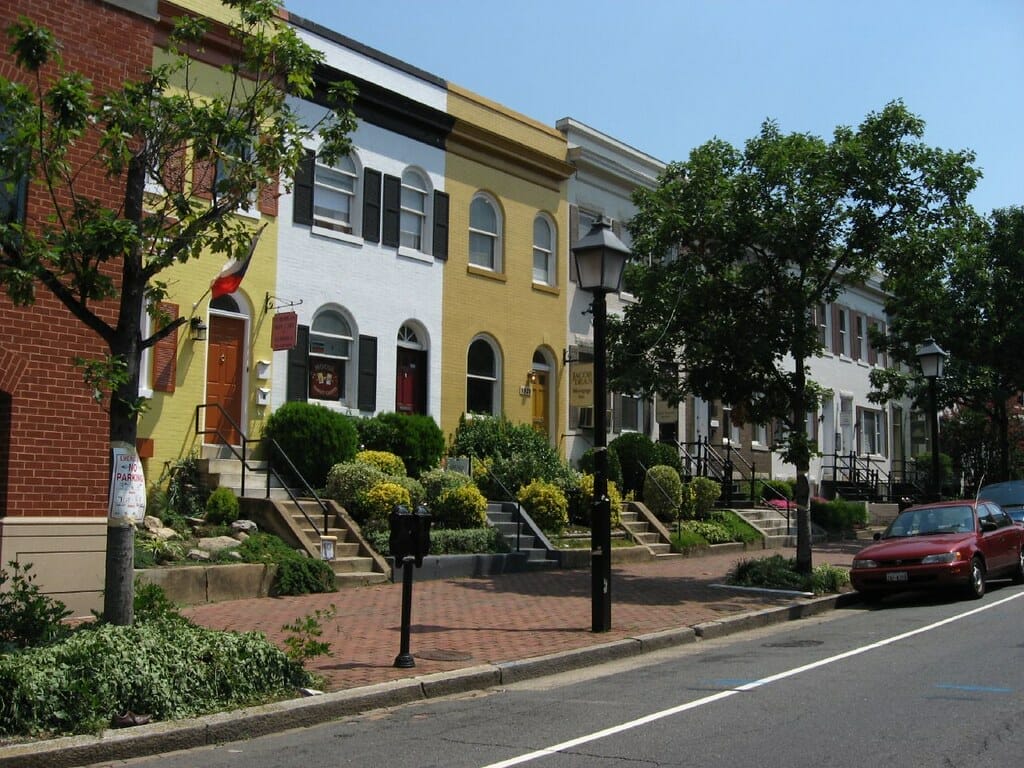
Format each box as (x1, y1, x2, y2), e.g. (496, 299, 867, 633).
(183, 544, 859, 692)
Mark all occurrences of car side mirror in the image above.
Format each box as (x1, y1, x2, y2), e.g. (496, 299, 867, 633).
(873, 532, 881, 541)
(979, 519, 998, 532)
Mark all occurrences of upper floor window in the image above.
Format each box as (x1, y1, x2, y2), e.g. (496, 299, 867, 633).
(400, 169, 428, 251)
(533, 214, 555, 285)
(816, 303, 829, 349)
(854, 314, 866, 360)
(467, 337, 500, 415)
(469, 194, 501, 271)
(837, 308, 850, 356)
(313, 153, 357, 234)
(214, 131, 257, 212)
(309, 309, 353, 402)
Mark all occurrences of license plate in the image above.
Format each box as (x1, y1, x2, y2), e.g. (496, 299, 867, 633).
(886, 572, 908, 582)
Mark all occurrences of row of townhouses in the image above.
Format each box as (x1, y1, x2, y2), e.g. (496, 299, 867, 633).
(0, 0, 920, 613)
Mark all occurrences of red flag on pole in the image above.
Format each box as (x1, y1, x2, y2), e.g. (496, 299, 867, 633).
(210, 225, 265, 299)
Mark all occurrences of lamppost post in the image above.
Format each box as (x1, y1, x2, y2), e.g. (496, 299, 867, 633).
(572, 216, 630, 633)
(915, 338, 947, 502)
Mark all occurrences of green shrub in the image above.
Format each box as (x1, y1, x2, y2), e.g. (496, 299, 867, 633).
(810, 564, 851, 594)
(355, 449, 406, 477)
(682, 520, 733, 544)
(451, 416, 571, 497)
(133, 581, 184, 624)
(577, 447, 623, 488)
(237, 533, 336, 596)
(0, 619, 310, 737)
(0, 561, 72, 652)
(357, 412, 445, 477)
(150, 456, 206, 526)
(643, 465, 683, 522)
(357, 482, 412, 532)
(135, 536, 186, 566)
(262, 402, 359, 489)
(810, 497, 868, 532)
(419, 468, 474, 507)
(671, 527, 710, 552)
(577, 473, 623, 528)
(707, 509, 762, 544)
(434, 484, 488, 529)
(608, 432, 659, 497)
(325, 461, 386, 515)
(757, 478, 794, 502)
(651, 441, 682, 474)
(686, 477, 722, 519)
(366, 525, 508, 556)
(390, 475, 425, 508)
(729, 554, 807, 591)
(205, 487, 240, 526)
(517, 480, 569, 536)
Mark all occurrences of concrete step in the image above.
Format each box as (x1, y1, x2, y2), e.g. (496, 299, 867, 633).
(334, 571, 390, 587)
(328, 556, 377, 574)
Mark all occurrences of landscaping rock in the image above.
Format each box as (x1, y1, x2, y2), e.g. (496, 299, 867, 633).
(142, 515, 164, 532)
(187, 548, 211, 561)
(234, 531, 250, 543)
(231, 519, 259, 534)
(153, 526, 180, 541)
(198, 536, 240, 554)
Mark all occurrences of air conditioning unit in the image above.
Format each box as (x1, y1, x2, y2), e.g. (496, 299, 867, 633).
(577, 407, 594, 428)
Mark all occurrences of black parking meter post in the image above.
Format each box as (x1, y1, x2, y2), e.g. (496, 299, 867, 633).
(394, 555, 415, 669)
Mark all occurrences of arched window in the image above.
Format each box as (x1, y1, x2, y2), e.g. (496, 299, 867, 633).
(400, 169, 428, 251)
(308, 309, 353, 401)
(314, 153, 358, 234)
(469, 194, 501, 271)
(467, 337, 500, 415)
(532, 213, 555, 285)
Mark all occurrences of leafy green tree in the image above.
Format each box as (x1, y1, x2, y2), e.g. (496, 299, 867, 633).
(0, 2, 356, 624)
(872, 206, 1024, 483)
(609, 102, 978, 573)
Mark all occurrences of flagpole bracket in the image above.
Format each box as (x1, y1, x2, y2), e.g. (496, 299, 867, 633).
(265, 293, 303, 312)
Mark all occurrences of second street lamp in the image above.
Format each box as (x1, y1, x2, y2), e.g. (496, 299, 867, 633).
(915, 337, 947, 502)
(571, 216, 630, 633)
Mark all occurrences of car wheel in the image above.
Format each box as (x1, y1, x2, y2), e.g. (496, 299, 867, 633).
(1013, 550, 1024, 585)
(966, 557, 986, 600)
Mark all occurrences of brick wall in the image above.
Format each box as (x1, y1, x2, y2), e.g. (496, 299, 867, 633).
(0, 0, 155, 520)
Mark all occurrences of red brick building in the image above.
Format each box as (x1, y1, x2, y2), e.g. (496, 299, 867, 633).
(0, 0, 157, 614)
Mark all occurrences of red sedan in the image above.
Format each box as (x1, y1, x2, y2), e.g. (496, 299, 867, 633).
(851, 499, 1024, 602)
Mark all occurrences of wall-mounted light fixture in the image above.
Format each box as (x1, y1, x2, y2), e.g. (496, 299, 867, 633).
(189, 317, 208, 342)
(528, 370, 539, 384)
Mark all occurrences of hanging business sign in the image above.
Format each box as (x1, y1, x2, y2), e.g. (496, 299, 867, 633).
(108, 447, 146, 524)
(569, 363, 594, 408)
(271, 311, 298, 350)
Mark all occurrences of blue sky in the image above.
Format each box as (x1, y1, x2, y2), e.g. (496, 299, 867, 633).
(283, 0, 1022, 215)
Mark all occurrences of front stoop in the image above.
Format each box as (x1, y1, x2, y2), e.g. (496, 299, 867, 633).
(241, 497, 390, 587)
(485, 502, 558, 569)
(619, 501, 680, 559)
(731, 506, 827, 548)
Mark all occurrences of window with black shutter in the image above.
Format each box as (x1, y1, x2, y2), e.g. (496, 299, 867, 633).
(287, 325, 310, 402)
(382, 175, 401, 248)
(357, 335, 377, 412)
(292, 149, 314, 226)
(432, 191, 449, 260)
(362, 169, 382, 243)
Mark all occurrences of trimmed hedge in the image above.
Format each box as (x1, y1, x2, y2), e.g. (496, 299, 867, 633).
(262, 402, 358, 489)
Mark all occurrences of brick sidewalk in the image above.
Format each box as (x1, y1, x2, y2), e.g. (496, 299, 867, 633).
(183, 545, 857, 691)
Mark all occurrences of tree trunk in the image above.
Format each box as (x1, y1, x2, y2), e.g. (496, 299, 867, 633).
(792, 355, 813, 575)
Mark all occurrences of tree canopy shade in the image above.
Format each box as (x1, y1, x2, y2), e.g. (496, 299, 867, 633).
(608, 101, 979, 572)
(871, 206, 1024, 484)
(0, 1, 356, 624)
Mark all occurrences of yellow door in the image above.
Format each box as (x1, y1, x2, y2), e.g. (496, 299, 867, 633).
(531, 372, 548, 437)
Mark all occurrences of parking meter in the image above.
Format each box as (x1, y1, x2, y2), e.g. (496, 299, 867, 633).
(389, 505, 414, 562)
(412, 505, 432, 567)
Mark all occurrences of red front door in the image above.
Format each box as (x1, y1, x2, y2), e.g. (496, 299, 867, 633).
(396, 347, 426, 415)
(204, 315, 245, 445)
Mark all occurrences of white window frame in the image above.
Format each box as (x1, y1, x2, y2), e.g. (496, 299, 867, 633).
(532, 213, 555, 286)
(860, 408, 885, 456)
(838, 308, 850, 356)
(308, 308, 354, 405)
(817, 302, 829, 351)
(313, 153, 358, 236)
(399, 168, 429, 253)
(854, 314, 866, 360)
(469, 193, 502, 271)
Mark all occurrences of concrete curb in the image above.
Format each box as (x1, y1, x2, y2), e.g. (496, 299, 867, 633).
(0, 592, 860, 768)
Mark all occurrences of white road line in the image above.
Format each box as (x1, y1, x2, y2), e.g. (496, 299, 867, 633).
(479, 591, 1024, 768)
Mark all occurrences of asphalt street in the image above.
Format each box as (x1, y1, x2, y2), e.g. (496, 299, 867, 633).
(91, 582, 1024, 768)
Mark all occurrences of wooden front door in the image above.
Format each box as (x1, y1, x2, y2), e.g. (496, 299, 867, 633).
(205, 315, 245, 445)
(396, 347, 426, 414)
(531, 371, 548, 437)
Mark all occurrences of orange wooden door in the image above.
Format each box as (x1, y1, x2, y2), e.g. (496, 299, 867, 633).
(204, 316, 245, 445)
(531, 372, 548, 437)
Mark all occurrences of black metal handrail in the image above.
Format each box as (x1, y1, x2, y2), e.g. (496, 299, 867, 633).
(465, 452, 522, 552)
(194, 403, 330, 536)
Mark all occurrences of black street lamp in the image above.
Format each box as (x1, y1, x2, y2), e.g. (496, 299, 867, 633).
(915, 337, 947, 502)
(572, 216, 630, 633)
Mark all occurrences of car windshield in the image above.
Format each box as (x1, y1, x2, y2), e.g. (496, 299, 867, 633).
(884, 505, 974, 538)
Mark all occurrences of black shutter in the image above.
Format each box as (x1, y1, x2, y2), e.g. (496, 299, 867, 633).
(293, 149, 314, 226)
(287, 325, 309, 402)
(357, 335, 378, 412)
(432, 190, 449, 260)
(362, 169, 382, 243)
(382, 174, 401, 247)
(569, 205, 579, 282)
